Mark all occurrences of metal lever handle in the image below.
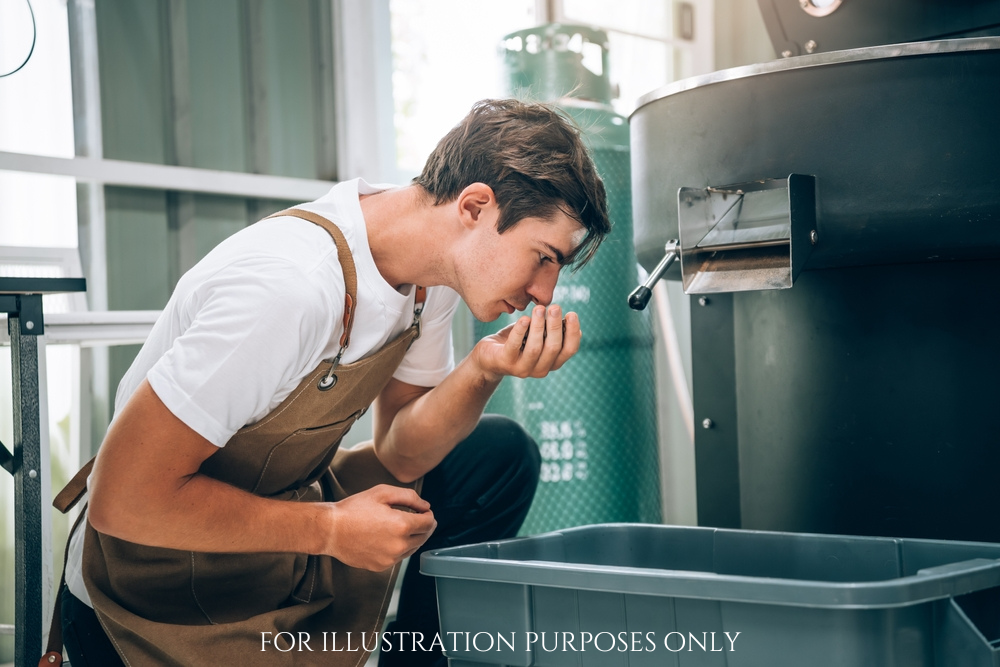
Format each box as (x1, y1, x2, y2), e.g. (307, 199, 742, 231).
(628, 240, 679, 310)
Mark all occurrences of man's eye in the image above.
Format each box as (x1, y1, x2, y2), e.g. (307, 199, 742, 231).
(540, 254, 553, 265)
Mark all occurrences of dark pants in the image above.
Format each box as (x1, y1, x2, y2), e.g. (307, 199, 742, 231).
(61, 580, 123, 667)
(379, 414, 540, 667)
(61, 414, 540, 667)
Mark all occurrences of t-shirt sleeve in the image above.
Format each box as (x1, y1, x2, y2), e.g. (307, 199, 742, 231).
(146, 256, 340, 447)
(392, 286, 461, 387)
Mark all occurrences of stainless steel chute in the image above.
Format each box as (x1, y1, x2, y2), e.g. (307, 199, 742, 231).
(629, 173, 816, 306)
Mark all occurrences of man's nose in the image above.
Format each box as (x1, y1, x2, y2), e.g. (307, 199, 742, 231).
(527, 269, 558, 307)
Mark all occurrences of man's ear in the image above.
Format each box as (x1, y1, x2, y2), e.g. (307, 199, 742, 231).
(456, 182, 498, 230)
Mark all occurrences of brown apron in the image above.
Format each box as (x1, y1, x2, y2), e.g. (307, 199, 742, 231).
(53, 209, 426, 666)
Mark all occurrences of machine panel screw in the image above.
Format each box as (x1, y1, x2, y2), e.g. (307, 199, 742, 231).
(781, 49, 793, 58)
(702, 418, 714, 429)
(28, 469, 37, 479)
(698, 296, 710, 306)
(810, 230, 819, 245)
(805, 39, 818, 53)
(25, 320, 34, 330)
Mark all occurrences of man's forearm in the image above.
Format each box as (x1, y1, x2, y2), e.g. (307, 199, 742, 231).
(376, 354, 502, 482)
(90, 467, 333, 555)
(91, 460, 438, 572)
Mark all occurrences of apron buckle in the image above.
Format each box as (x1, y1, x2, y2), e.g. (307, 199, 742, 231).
(412, 302, 424, 340)
(318, 347, 346, 390)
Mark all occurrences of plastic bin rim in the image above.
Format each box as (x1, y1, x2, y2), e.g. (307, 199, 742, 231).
(420, 524, 1000, 610)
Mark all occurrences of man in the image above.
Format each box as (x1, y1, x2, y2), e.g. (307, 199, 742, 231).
(55, 99, 610, 666)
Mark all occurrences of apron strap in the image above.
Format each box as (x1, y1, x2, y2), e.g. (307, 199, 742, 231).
(54, 458, 94, 514)
(271, 208, 427, 344)
(39, 508, 88, 666)
(266, 208, 359, 348)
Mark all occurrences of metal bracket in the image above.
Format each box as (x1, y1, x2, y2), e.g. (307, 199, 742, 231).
(16, 294, 44, 335)
(1, 277, 87, 335)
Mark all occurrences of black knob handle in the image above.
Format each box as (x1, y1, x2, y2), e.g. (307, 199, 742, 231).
(628, 286, 652, 310)
(627, 240, 679, 311)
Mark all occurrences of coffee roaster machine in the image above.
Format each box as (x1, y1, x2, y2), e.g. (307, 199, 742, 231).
(629, 0, 1000, 542)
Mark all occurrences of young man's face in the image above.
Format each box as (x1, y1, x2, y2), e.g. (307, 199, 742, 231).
(459, 209, 586, 322)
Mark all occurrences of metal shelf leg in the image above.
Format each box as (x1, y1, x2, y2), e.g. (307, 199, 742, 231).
(10, 314, 44, 665)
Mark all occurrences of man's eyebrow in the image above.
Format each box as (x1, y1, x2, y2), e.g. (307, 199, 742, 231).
(544, 243, 568, 266)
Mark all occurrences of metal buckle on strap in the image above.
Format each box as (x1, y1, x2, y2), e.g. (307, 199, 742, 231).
(411, 287, 425, 340)
(412, 301, 424, 340)
(318, 345, 347, 390)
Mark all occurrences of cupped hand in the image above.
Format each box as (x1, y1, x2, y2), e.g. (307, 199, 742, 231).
(473, 304, 581, 382)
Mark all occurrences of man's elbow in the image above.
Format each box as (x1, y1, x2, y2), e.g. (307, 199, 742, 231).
(374, 444, 425, 485)
(87, 481, 145, 540)
(380, 457, 424, 485)
(390, 467, 423, 485)
(87, 489, 123, 536)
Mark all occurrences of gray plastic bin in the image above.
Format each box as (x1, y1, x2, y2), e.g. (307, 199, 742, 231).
(420, 524, 1000, 666)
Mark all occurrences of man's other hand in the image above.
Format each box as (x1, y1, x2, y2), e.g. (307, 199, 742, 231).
(323, 485, 436, 571)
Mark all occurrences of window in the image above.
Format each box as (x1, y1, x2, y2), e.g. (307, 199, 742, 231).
(389, 0, 536, 178)
(0, 0, 79, 657)
(556, 0, 714, 115)
(0, 0, 77, 248)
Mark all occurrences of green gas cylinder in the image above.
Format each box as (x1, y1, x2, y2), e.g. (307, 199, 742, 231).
(477, 24, 662, 534)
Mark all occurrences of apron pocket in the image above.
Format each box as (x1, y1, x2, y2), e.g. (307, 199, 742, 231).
(190, 550, 309, 624)
(250, 413, 364, 496)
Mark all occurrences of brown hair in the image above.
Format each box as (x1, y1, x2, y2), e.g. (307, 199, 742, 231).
(414, 99, 611, 267)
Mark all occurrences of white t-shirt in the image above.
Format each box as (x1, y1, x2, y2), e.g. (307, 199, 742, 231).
(66, 177, 461, 605)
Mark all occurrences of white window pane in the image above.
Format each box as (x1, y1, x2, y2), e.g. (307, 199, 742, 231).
(607, 32, 671, 116)
(675, 45, 697, 80)
(0, 172, 78, 248)
(562, 0, 672, 42)
(44, 345, 80, 479)
(0, 0, 75, 158)
(390, 0, 536, 176)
